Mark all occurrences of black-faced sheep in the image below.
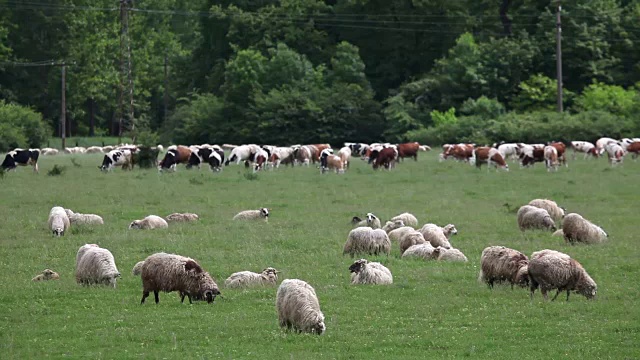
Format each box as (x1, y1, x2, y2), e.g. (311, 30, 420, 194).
(517, 205, 556, 232)
(561, 213, 608, 245)
(276, 279, 326, 334)
(224, 267, 279, 289)
(32, 269, 60, 281)
(129, 215, 169, 230)
(343, 227, 391, 257)
(390, 212, 418, 228)
(419, 223, 457, 249)
(48, 206, 70, 236)
(528, 199, 565, 222)
(478, 246, 529, 289)
(528, 249, 597, 301)
(75, 245, 120, 288)
(349, 259, 393, 285)
(398, 231, 426, 255)
(140, 252, 221, 304)
(165, 213, 199, 223)
(233, 208, 269, 222)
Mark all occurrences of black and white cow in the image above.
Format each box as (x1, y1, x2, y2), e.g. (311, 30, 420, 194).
(187, 147, 225, 172)
(99, 149, 132, 172)
(1, 148, 40, 173)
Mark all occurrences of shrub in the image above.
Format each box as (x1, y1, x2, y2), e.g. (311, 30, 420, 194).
(0, 101, 50, 151)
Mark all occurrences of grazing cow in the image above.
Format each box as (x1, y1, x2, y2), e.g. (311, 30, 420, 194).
(187, 147, 225, 172)
(370, 147, 397, 170)
(225, 144, 260, 166)
(158, 145, 191, 172)
(548, 142, 567, 167)
(293, 145, 312, 166)
(320, 148, 344, 174)
(312, 144, 331, 162)
(397, 142, 420, 161)
(493, 143, 520, 161)
(472, 147, 509, 171)
(338, 147, 351, 169)
(544, 146, 559, 172)
(99, 149, 132, 172)
(596, 137, 618, 155)
(605, 143, 625, 165)
(570, 141, 598, 160)
(519, 144, 545, 167)
(346, 143, 368, 158)
(269, 147, 295, 168)
(1, 149, 40, 173)
(626, 141, 640, 159)
(442, 143, 474, 162)
(253, 148, 268, 173)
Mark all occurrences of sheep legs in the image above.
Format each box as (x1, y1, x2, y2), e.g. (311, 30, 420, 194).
(180, 292, 193, 304)
(141, 290, 160, 304)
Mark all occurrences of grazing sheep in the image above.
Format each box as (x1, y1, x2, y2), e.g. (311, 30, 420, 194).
(349, 259, 393, 285)
(528, 249, 597, 301)
(343, 227, 391, 257)
(435, 247, 468, 262)
(552, 229, 564, 237)
(528, 199, 565, 222)
(276, 279, 326, 334)
(132, 261, 145, 275)
(140, 252, 221, 304)
(391, 212, 418, 228)
(517, 205, 556, 232)
(128, 215, 169, 230)
(419, 224, 457, 249)
(233, 208, 269, 222)
(478, 246, 529, 289)
(399, 231, 426, 255)
(401, 243, 438, 260)
(388, 226, 416, 243)
(165, 213, 199, 222)
(75, 245, 120, 288)
(32, 269, 60, 281)
(562, 213, 608, 245)
(224, 267, 279, 289)
(381, 219, 405, 233)
(48, 206, 70, 236)
(64, 209, 104, 225)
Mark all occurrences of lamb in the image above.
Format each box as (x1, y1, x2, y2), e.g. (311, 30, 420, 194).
(64, 209, 104, 225)
(233, 208, 269, 222)
(401, 242, 438, 260)
(478, 246, 529, 289)
(390, 212, 418, 228)
(349, 259, 393, 285)
(343, 227, 391, 257)
(165, 213, 199, 223)
(561, 213, 608, 245)
(75, 245, 120, 288)
(419, 223, 457, 249)
(132, 260, 145, 275)
(528, 199, 565, 222)
(398, 231, 426, 255)
(381, 219, 405, 233)
(528, 249, 597, 301)
(224, 267, 279, 289)
(435, 247, 468, 262)
(351, 213, 381, 229)
(552, 229, 564, 237)
(140, 252, 221, 304)
(128, 215, 169, 230)
(32, 269, 60, 281)
(276, 279, 326, 334)
(388, 226, 417, 243)
(48, 206, 70, 236)
(517, 205, 556, 232)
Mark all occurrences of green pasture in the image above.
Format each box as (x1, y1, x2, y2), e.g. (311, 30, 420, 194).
(0, 152, 638, 359)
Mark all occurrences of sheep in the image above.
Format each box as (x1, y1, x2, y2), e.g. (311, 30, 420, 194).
(381, 219, 405, 233)
(276, 279, 326, 334)
(128, 215, 169, 230)
(343, 227, 391, 257)
(32, 269, 60, 281)
(552, 229, 564, 237)
(528, 249, 597, 301)
(48, 206, 70, 236)
(399, 231, 426, 255)
(75, 245, 120, 288)
(224, 267, 279, 289)
(165, 213, 199, 223)
(132, 260, 145, 275)
(478, 246, 529, 289)
(419, 223, 457, 249)
(233, 208, 269, 222)
(390, 212, 418, 228)
(435, 247, 468, 262)
(140, 252, 221, 304)
(388, 226, 416, 243)
(517, 205, 556, 232)
(350, 213, 381, 229)
(64, 209, 104, 225)
(349, 259, 393, 285)
(528, 199, 565, 222)
(561, 213, 608, 245)
(401, 242, 438, 260)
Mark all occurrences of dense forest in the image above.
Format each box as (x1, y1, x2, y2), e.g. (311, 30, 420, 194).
(0, 0, 639, 150)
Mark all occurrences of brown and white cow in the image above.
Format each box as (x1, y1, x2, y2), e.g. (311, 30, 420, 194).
(548, 142, 567, 167)
(519, 144, 545, 167)
(320, 148, 344, 174)
(370, 147, 398, 170)
(397, 142, 420, 161)
(570, 141, 599, 160)
(626, 141, 640, 159)
(312, 144, 331, 163)
(544, 146, 559, 172)
(158, 145, 191, 172)
(442, 143, 474, 162)
(472, 147, 508, 171)
(605, 143, 625, 166)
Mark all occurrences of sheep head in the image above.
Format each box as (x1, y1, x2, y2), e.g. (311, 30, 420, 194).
(260, 208, 269, 218)
(443, 224, 458, 238)
(128, 220, 141, 229)
(349, 259, 368, 274)
(366, 213, 378, 225)
(351, 216, 362, 224)
(198, 273, 221, 303)
(52, 227, 64, 237)
(311, 314, 326, 335)
(262, 267, 279, 280)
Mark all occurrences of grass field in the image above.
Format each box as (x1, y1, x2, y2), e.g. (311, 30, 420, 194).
(0, 151, 638, 359)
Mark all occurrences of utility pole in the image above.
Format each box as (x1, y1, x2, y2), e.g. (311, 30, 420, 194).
(61, 64, 66, 149)
(164, 53, 168, 123)
(556, 2, 563, 113)
(117, 0, 134, 143)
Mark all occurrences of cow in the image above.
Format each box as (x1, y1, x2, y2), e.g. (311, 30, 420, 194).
(99, 149, 132, 172)
(595, 137, 618, 155)
(626, 141, 640, 160)
(570, 141, 599, 160)
(158, 145, 191, 172)
(1, 149, 40, 173)
(519, 144, 545, 167)
(548, 142, 567, 167)
(346, 143, 368, 158)
(472, 147, 509, 171)
(253, 148, 268, 173)
(369, 147, 397, 170)
(544, 146, 559, 172)
(442, 143, 474, 162)
(493, 143, 520, 161)
(605, 143, 625, 166)
(397, 142, 420, 161)
(312, 144, 331, 163)
(187, 147, 225, 172)
(225, 144, 260, 166)
(337, 147, 351, 169)
(292, 145, 312, 166)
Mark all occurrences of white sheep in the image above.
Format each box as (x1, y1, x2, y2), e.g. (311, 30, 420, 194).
(401, 242, 438, 260)
(129, 215, 169, 230)
(561, 213, 608, 245)
(233, 208, 269, 222)
(348, 259, 393, 285)
(419, 223, 457, 249)
(343, 227, 391, 257)
(165, 213, 199, 222)
(381, 219, 405, 233)
(517, 205, 556, 232)
(351, 213, 381, 229)
(64, 208, 104, 225)
(398, 230, 426, 255)
(48, 206, 70, 236)
(528, 199, 565, 222)
(276, 279, 326, 334)
(32, 269, 60, 281)
(224, 267, 279, 289)
(75, 245, 120, 288)
(390, 212, 418, 228)
(528, 249, 597, 301)
(388, 226, 417, 243)
(552, 229, 564, 237)
(478, 246, 529, 288)
(435, 247, 468, 262)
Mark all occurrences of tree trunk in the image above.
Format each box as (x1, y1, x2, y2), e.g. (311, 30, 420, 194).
(88, 98, 95, 137)
(499, 0, 512, 36)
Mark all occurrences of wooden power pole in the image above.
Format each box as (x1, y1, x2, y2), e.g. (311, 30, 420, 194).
(61, 64, 66, 149)
(117, 0, 134, 143)
(556, 2, 563, 113)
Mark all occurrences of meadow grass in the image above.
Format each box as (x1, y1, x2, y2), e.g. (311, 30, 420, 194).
(0, 152, 638, 359)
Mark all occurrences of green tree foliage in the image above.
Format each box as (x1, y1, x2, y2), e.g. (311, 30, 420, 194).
(0, 101, 50, 151)
(574, 81, 639, 117)
(161, 93, 225, 145)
